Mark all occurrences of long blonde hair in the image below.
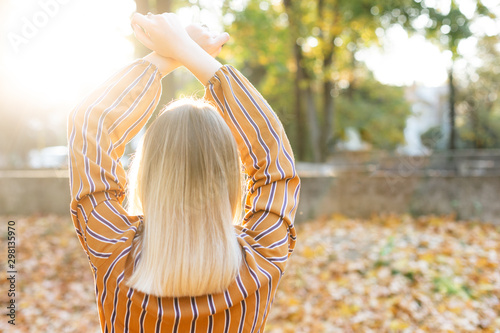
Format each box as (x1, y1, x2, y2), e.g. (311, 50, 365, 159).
(125, 99, 243, 297)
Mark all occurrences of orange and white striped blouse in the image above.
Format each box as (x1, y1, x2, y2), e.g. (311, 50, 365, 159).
(67, 59, 301, 333)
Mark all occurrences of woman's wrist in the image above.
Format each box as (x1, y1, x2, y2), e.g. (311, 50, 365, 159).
(143, 52, 181, 78)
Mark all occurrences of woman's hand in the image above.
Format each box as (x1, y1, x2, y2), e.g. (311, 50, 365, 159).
(185, 24, 229, 58)
(132, 12, 226, 85)
(131, 13, 192, 61)
(131, 13, 230, 62)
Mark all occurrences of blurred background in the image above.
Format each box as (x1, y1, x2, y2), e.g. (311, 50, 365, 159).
(1, 0, 500, 332)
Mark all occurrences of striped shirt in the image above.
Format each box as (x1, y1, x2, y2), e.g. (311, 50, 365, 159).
(67, 59, 301, 332)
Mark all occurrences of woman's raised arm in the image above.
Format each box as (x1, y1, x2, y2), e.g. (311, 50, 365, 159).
(204, 66, 301, 272)
(67, 59, 162, 263)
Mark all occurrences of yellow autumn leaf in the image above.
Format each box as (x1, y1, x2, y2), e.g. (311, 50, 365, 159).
(419, 253, 435, 262)
(389, 319, 410, 330)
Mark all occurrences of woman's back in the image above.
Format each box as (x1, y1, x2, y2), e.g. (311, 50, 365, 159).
(67, 13, 300, 332)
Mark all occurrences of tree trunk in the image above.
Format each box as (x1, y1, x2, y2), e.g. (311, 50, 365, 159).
(317, 0, 337, 161)
(468, 103, 480, 149)
(295, 44, 321, 162)
(321, 54, 335, 161)
(448, 66, 456, 150)
(156, 0, 172, 12)
(304, 82, 321, 162)
(284, 0, 321, 161)
(292, 43, 306, 160)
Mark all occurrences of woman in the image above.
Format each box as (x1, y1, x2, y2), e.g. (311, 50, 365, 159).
(68, 12, 300, 332)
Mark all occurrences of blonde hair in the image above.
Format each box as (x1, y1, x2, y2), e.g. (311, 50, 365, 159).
(125, 99, 244, 297)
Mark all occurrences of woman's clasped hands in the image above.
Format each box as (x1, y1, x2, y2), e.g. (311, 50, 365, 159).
(131, 12, 230, 63)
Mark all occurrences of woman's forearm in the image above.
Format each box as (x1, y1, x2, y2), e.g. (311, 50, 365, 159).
(178, 41, 223, 85)
(143, 47, 221, 85)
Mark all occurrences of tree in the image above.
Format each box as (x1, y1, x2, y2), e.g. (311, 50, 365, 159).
(221, 1, 302, 156)
(336, 68, 411, 150)
(223, 0, 420, 161)
(457, 36, 500, 148)
(422, 0, 495, 149)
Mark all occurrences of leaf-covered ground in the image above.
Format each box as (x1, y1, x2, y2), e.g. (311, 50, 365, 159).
(267, 215, 500, 332)
(1, 214, 499, 332)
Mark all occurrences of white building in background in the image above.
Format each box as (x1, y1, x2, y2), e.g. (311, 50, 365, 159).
(399, 84, 449, 155)
(335, 127, 372, 151)
(335, 83, 449, 154)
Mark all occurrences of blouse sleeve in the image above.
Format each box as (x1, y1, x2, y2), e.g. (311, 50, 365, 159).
(67, 59, 162, 265)
(204, 65, 301, 272)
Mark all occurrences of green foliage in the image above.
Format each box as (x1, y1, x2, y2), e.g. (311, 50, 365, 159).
(221, 0, 296, 131)
(456, 36, 500, 148)
(336, 71, 411, 149)
(379, 236, 395, 256)
(432, 276, 474, 299)
(419, 0, 496, 149)
(222, 0, 418, 158)
(423, 2, 473, 58)
(421, 126, 443, 150)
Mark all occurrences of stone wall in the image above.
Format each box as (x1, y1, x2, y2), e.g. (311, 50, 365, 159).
(295, 172, 500, 224)
(1, 169, 499, 224)
(0, 170, 70, 216)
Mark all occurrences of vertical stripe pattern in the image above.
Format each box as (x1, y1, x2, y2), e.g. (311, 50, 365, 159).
(67, 60, 300, 332)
